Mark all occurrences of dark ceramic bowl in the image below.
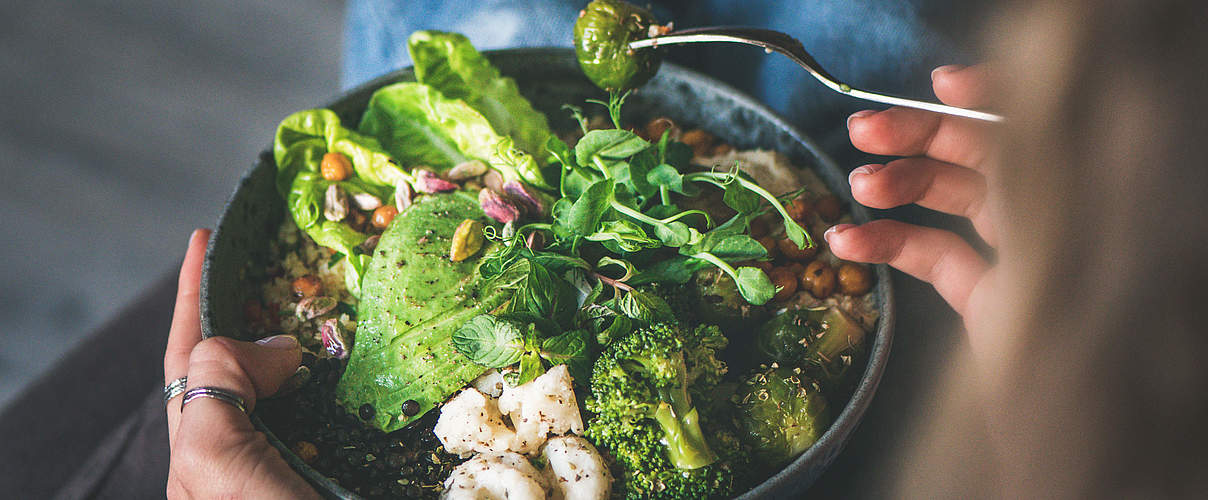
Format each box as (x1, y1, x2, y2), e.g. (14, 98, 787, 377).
(201, 48, 894, 499)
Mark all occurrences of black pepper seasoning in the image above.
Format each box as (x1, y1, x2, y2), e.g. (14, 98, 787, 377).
(401, 399, 420, 416)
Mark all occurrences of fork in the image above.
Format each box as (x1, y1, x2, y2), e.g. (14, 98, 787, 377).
(629, 27, 1004, 123)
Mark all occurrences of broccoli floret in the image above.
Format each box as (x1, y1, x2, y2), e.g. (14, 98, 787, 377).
(595, 418, 741, 499)
(682, 324, 728, 393)
(586, 323, 737, 498)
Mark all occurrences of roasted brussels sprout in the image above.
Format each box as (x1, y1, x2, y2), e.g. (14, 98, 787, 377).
(574, 0, 664, 91)
(755, 306, 867, 390)
(732, 365, 831, 466)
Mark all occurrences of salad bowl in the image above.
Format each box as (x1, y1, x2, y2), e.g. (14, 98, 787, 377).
(200, 47, 894, 499)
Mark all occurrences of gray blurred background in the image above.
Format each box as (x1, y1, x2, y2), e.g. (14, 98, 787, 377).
(0, 0, 344, 407)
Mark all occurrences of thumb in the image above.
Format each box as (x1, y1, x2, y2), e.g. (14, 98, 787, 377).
(184, 335, 302, 414)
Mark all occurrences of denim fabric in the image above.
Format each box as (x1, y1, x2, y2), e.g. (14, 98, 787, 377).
(343, 0, 972, 163)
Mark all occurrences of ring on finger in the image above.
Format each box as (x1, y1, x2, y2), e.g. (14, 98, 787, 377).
(181, 386, 249, 415)
(163, 377, 189, 405)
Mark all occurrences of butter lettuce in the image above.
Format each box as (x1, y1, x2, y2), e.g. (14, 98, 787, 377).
(408, 30, 554, 162)
(359, 82, 551, 189)
(274, 109, 404, 295)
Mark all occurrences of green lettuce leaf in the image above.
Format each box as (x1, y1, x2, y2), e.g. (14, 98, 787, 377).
(359, 83, 550, 189)
(408, 31, 554, 162)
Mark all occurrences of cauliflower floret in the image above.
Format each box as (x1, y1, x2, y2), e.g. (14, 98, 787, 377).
(498, 364, 585, 454)
(541, 435, 612, 500)
(441, 452, 549, 500)
(433, 388, 515, 458)
(471, 369, 506, 398)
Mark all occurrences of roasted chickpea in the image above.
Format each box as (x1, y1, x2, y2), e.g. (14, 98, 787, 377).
(800, 260, 837, 298)
(814, 194, 842, 223)
(786, 261, 806, 277)
(757, 236, 779, 259)
(680, 129, 716, 158)
(292, 274, 323, 298)
(768, 267, 799, 302)
(777, 237, 818, 261)
(784, 195, 813, 223)
(320, 152, 352, 181)
(838, 262, 874, 295)
(643, 116, 677, 141)
(371, 205, 399, 230)
(291, 441, 319, 464)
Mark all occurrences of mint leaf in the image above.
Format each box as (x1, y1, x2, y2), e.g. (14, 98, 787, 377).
(451, 315, 526, 367)
(617, 289, 675, 323)
(539, 329, 591, 383)
(516, 350, 546, 386)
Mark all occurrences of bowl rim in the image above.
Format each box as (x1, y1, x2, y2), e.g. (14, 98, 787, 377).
(201, 46, 894, 499)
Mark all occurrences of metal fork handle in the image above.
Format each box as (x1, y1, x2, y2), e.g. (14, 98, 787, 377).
(630, 27, 1004, 123)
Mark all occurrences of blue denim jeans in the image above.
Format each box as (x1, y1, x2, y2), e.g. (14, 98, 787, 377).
(343, 0, 971, 163)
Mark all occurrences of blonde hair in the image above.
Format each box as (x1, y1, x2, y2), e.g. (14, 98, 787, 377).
(895, 1, 1208, 497)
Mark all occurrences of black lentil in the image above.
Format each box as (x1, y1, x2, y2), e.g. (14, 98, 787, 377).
(359, 403, 376, 421)
(401, 399, 421, 416)
(257, 355, 462, 500)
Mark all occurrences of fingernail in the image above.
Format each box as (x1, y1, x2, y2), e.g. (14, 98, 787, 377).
(824, 224, 855, 244)
(255, 334, 299, 349)
(847, 110, 876, 128)
(932, 64, 965, 79)
(848, 164, 884, 184)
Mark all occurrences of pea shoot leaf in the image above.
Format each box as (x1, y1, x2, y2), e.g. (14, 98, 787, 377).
(723, 179, 761, 214)
(554, 179, 614, 242)
(575, 129, 650, 166)
(734, 266, 775, 305)
(586, 220, 660, 252)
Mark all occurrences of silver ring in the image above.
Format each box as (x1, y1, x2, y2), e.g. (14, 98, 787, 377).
(181, 386, 249, 415)
(163, 377, 188, 405)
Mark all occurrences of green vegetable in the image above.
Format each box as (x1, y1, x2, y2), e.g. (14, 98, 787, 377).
(574, 0, 664, 91)
(408, 31, 554, 161)
(586, 323, 739, 498)
(273, 109, 402, 295)
(683, 268, 770, 333)
(755, 306, 867, 391)
(451, 315, 526, 368)
(732, 365, 831, 466)
(359, 82, 550, 188)
(336, 192, 515, 431)
(586, 323, 724, 469)
(541, 96, 789, 305)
